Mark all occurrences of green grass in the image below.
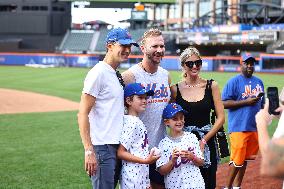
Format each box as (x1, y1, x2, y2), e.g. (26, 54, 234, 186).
(0, 111, 91, 189)
(0, 66, 88, 102)
(0, 66, 283, 188)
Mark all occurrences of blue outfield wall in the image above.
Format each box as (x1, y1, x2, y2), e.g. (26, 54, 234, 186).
(0, 53, 283, 73)
(0, 53, 100, 68)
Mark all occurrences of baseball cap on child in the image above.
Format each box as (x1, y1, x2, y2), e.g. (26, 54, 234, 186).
(106, 28, 139, 47)
(162, 103, 187, 119)
(124, 83, 154, 98)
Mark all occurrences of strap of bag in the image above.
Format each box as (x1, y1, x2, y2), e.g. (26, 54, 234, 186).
(207, 79, 216, 124)
(207, 79, 226, 132)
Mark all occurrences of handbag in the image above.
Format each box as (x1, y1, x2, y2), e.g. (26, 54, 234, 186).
(215, 125, 230, 158)
(207, 79, 230, 158)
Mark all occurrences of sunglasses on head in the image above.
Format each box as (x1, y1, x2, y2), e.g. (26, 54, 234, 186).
(184, 59, 202, 68)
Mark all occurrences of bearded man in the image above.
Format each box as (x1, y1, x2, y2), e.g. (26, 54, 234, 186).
(122, 28, 171, 189)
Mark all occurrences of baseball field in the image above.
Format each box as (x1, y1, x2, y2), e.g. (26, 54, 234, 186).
(0, 66, 282, 189)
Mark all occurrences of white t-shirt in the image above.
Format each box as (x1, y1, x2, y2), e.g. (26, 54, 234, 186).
(83, 61, 124, 145)
(129, 64, 171, 149)
(157, 132, 205, 189)
(120, 115, 150, 189)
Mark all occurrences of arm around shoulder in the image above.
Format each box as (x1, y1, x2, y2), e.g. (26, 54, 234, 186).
(121, 70, 135, 85)
(170, 85, 177, 103)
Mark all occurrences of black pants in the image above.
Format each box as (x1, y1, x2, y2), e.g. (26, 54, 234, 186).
(201, 137, 218, 189)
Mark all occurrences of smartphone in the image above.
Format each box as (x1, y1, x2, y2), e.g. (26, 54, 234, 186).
(267, 87, 280, 115)
(257, 92, 264, 98)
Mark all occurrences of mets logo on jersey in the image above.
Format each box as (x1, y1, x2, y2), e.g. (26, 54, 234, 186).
(141, 131, 148, 149)
(242, 84, 263, 98)
(142, 83, 170, 104)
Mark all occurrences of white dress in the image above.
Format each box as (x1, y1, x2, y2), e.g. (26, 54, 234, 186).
(157, 132, 205, 189)
(119, 115, 150, 189)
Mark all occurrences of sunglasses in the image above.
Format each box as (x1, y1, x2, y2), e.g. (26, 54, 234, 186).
(116, 70, 125, 89)
(184, 59, 202, 68)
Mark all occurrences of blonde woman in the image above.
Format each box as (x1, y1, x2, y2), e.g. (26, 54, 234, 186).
(170, 46, 225, 189)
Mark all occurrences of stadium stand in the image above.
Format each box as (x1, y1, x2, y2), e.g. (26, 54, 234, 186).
(59, 30, 95, 54)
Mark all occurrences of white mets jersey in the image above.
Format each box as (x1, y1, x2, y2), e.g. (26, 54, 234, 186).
(119, 115, 150, 189)
(157, 132, 205, 189)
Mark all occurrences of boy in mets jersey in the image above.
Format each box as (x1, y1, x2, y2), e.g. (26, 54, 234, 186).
(118, 83, 161, 189)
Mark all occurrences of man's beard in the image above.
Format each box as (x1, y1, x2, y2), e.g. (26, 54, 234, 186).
(146, 51, 164, 64)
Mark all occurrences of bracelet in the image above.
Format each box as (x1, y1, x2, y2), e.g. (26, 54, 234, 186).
(201, 138, 207, 144)
(85, 149, 94, 156)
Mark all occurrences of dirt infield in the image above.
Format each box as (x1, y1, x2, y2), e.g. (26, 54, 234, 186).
(216, 155, 283, 189)
(0, 88, 282, 188)
(0, 88, 78, 114)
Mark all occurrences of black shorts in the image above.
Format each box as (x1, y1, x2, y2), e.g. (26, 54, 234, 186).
(149, 163, 164, 185)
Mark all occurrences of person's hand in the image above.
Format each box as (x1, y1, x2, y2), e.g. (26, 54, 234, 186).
(274, 105, 284, 119)
(256, 100, 273, 128)
(171, 148, 180, 163)
(85, 151, 98, 177)
(180, 150, 195, 161)
(246, 96, 261, 106)
(144, 150, 160, 164)
(256, 99, 284, 129)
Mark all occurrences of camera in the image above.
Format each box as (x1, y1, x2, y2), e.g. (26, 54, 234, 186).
(267, 87, 280, 115)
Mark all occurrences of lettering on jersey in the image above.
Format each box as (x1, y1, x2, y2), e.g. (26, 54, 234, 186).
(142, 83, 170, 104)
(169, 146, 196, 169)
(242, 84, 263, 98)
(141, 131, 148, 149)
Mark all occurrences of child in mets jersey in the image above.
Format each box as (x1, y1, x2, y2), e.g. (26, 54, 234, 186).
(118, 83, 161, 189)
(156, 103, 205, 189)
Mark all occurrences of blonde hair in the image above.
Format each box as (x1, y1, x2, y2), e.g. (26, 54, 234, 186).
(180, 46, 201, 78)
(179, 46, 201, 66)
(140, 28, 162, 45)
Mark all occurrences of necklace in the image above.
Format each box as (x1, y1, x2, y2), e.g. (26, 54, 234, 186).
(140, 63, 147, 72)
(184, 80, 200, 88)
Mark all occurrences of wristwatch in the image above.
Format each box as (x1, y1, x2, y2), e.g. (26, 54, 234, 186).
(85, 149, 93, 156)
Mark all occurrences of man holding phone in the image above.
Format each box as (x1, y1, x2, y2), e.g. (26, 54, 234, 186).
(222, 55, 265, 189)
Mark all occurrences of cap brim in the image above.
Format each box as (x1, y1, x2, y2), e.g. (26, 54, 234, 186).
(136, 89, 154, 96)
(118, 39, 139, 47)
(164, 109, 187, 119)
(146, 90, 154, 96)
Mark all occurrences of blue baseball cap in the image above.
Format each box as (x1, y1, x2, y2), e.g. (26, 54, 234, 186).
(106, 28, 139, 47)
(124, 83, 154, 98)
(242, 54, 256, 63)
(162, 103, 187, 119)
